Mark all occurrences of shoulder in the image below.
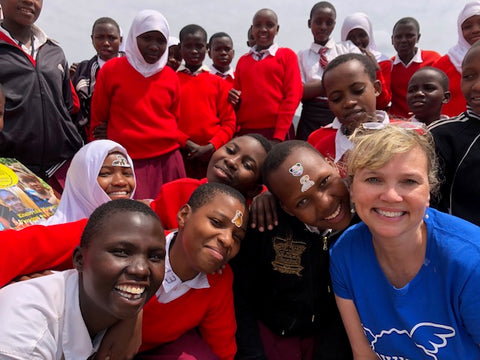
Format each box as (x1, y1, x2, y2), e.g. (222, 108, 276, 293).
(206, 264, 233, 288)
(308, 125, 336, 144)
(330, 222, 370, 257)
(428, 113, 469, 133)
(421, 49, 441, 60)
(432, 54, 451, 68)
(336, 40, 361, 53)
(277, 47, 298, 60)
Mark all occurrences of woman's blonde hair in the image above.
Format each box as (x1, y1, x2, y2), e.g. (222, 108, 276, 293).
(346, 124, 440, 195)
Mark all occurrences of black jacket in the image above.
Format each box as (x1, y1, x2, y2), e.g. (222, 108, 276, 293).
(429, 111, 480, 225)
(232, 209, 354, 359)
(0, 34, 83, 178)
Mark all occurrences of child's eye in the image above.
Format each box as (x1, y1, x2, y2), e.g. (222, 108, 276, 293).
(111, 248, 129, 257)
(328, 95, 342, 103)
(319, 175, 330, 187)
(149, 251, 166, 262)
(98, 171, 112, 177)
(243, 161, 255, 171)
(225, 146, 235, 154)
(352, 86, 365, 95)
(209, 217, 222, 227)
(296, 198, 309, 208)
(122, 170, 134, 177)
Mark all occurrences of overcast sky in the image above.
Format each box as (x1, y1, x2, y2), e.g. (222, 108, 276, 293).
(35, 0, 467, 66)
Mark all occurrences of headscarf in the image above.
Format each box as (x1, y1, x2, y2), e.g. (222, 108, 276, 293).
(448, 1, 480, 72)
(168, 36, 180, 47)
(125, 9, 170, 77)
(340, 12, 389, 63)
(45, 140, 135, 225)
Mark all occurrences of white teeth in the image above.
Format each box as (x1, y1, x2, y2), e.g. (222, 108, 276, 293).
(376, 209, 404, 218)
(324, 204, 341, 220)
(115, 284, 145, 295)
(109, 191, 127, 195)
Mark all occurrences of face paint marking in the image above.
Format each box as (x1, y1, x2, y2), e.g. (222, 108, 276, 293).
(231, 210, 244, 228)
(111, 154, 131, 168)
(289, 162, 304, 176)
(300, 175, 315, 193)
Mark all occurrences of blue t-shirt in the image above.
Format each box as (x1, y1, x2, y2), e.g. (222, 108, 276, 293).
(330, 208, 480, 359)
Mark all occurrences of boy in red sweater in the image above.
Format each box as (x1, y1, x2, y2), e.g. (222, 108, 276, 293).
(389, 17, 440, 118)
(177, 24, 236, 179)
(208, 32, 235, 84)
(229, 8, 303, 142)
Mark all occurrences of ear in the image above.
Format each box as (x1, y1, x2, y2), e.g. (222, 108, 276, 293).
(442, 91, 451, 104)
(72, 246, 84, 272)
(417, 33, 421, 43)
(177, 204, 192, 230)
(373, 79, 382, 97)
(276, 25, 280, 35)
(119, 36, 123, 44)
(247, 184, 264, 199)
(207, 47, 212, 59)
(308, 19, 312, 29)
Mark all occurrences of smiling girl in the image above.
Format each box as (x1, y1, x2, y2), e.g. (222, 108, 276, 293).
(90, 10, 186, 199)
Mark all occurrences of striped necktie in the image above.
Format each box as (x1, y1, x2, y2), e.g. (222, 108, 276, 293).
(319, 47, 329, 69)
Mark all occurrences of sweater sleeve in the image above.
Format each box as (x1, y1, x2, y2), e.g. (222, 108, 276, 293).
(209, 80, 237, 149)
(0, 219, 87, 287)
(273, 50, 303, 141)
(375, 60, 392, 110)
(171, 75, 190, 147)
(198, 266, 237, 360)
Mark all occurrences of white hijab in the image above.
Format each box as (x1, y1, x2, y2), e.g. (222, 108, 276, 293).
(448, 1, 480, 72)
(125, 9, 170, 77)
(46, 140, 135, 225)
(340, 12, 389, 63)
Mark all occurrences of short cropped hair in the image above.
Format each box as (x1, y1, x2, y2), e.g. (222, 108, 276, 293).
(242, 133, 273, 155)
(187, 182, 247, 212)
(92, 17, 121, 35)
(347, 124, 440, 195)
(310, 1, 336, 19)
(208, 32, 232, 48)
(322, 53, 377, 85)
(179, 24, 207, 42)
(262, 140, 322, 190)
(411, 67, 450, 91)
(393, 17, 420, 34)
(462, 39, 480, 66)
(80, 199, 162, 248)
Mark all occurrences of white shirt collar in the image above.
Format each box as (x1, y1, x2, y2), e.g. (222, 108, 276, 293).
(332, 110, 390, 163)
(210, 64, 235, 79)
(249, 43, 279, 60)
(177, 63, 211, 75)
(392, 47, 422, 67)
(309, 39, 334, 53)
(156, 232, 210, 303)
(0, 21, 47, 60)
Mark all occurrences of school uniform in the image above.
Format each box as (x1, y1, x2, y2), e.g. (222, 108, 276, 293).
(296, 39, 361, 140)
(390, 49, 441, 118)
(90, 11, 186, 199)
(210, 64, 235, 84)
(234, 44, 303, 141)
(177, 65, 236, 178)
(0, 270, 105, 359)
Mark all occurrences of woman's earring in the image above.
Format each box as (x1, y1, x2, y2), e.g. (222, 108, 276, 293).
(350, 203, 356, 214)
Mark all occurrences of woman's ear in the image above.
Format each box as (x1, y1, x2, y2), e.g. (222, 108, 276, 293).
(72, 246, 84, 272)
(177, 204, 192, 229)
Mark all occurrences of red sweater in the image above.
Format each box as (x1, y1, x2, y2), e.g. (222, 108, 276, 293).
(141, 264, 237, 359)
(307, 126, 336, 163)
(376, 59, 392, 110)
(233, 48, 303, 141)
(90, 57, 188, 159)
(433, 55, 466, 117)
(389, 50, 440, 118)
(177, 71, 236, 149)
(150, 177, 208, 230)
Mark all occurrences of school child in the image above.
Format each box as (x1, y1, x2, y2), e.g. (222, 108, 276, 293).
(90, 10, 186, 199)
(232, 140, 355, 360)
(0, 199, 166, 359)
(0, 0, 83, 189)
(166, 36, 182, 71)
(177, 24, 236, 179)
(433, 1, 480, 117)
(341, 12, 392, 110)
(71, 17, 123, 141)
(307, 53, 389, 173)
(296, 2, 361, 140)
(208, 32, 235, 83)
(389, 17, 440, 118)
(429, 41, 480, 226)
(246, 26, 255, 47)
(230, 8, 303, 142)
(0, 83, 4, 130)
(407, 67, 451, 125)
(151, 133, 272, 230)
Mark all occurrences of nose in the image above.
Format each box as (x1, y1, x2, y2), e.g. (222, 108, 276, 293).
(413, 89, 425, 98)
(127, 255, 150, 279)
(379, 184, 403, 202)
(313, 190, 332, 217)
(343, 96, 357, 109)
(224, 155, 239, 170)
(111, 172, 128, 186)
(217, 230, 234, 254)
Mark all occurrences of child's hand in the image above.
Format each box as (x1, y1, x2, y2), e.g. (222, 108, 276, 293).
(249, 191, 278, 232)
(228, 88, 241, 106)
(193, 143, 215, 162)
(93, 311, 143, 360)
(93, 122, 108, 139)
(184, 140, 200, 159)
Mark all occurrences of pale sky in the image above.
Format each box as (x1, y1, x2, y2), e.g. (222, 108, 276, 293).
(35, 0, 467, 66)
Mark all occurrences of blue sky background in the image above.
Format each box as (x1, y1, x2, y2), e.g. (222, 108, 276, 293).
(36, 0, 466, 66)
